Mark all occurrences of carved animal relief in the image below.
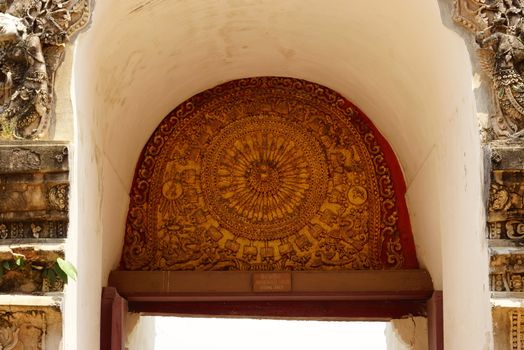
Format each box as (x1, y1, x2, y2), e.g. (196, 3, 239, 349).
(454, 0, 524, 138)
(122, 77, 417, 271)
(0, 0, 90, 139)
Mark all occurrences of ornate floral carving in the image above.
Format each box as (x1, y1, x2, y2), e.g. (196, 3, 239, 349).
(121, 77, 417, 271)
(0, 0, 90, 139)
(47, 183, 67, 211)
(201, 116, 328, 241)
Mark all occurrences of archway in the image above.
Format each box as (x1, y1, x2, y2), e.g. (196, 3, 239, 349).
(103, 77, 441, 349)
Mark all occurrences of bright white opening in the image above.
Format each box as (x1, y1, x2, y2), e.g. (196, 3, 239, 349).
(150, 316, 387, 350)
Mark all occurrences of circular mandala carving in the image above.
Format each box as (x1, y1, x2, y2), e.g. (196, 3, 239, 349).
(202, 116, 328, 241)
(122, 77, 418, 271)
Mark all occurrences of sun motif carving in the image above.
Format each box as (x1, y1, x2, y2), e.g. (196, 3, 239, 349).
(202, 116, 328, 241)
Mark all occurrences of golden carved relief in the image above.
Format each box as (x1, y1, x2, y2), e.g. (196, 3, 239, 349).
(122, 77, 416, 271)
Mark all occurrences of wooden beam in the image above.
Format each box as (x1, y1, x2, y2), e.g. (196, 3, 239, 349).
(109, 269, 433, 302)
(128, 299, 427, 320)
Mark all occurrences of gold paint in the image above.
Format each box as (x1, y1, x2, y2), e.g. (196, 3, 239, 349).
(123, 77, 404, 271)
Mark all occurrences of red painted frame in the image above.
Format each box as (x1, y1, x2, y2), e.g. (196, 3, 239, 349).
(101, 288, 443, 350)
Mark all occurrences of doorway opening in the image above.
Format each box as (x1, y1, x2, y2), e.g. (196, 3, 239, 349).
(126, 315, 427, 350)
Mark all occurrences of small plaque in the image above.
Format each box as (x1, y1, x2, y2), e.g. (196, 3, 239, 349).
(252, 272, 292, 292)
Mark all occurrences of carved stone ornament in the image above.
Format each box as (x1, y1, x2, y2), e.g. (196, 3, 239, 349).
(121, 77, 418, 271)
(454, 0, 524, 138)
(488, 170, 524, 239)
(0, 0, 90, 139)
(490, 253, 524, 291)
(0, 306, 61, 350)
(0, 143, 69, 241)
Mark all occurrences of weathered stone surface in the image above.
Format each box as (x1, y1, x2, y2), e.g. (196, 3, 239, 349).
(0, 248, 63, 294)
(454, 0, 524, 139)
(0, 1, 91, 139)
(487, 143, 524, 243)
(491, 253, 524, 292)
(0, 143, 68, 241)
(490, 142, 524, 170)
(0, 305, 61, 349)
(492, 307, 524, 350)
(0, 143, 68, 173)
(488, 169, 524, 240)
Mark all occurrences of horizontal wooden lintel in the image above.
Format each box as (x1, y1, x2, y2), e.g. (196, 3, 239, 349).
(109, 269, 433, 302)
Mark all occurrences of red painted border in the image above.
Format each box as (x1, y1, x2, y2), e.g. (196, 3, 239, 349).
(335, 97, 418, 268)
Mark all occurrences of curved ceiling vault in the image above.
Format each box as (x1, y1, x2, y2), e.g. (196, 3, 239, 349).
(74, 0, 474, 190)
(72, 0, 483, 295)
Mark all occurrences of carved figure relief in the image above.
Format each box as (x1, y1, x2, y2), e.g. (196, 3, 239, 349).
(0, 307, 61, 350)
(0, 0, 90, 139)
(122, 77, 417, 271)
(454, 0, 524, 138)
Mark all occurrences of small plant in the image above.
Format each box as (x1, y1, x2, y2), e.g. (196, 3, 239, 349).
(0, 255, 77, 285)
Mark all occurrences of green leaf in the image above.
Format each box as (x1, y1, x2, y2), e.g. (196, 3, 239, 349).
(56, 258, 77, 281)
(498, 88, 505, 98)
(2, 261, 10, 270)
(15, 257, 23, 267)
(47, 268, 56, 286)
(53, 264, 68, 284)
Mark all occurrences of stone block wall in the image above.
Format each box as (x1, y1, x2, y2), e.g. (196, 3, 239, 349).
(0, 143, 69, 349)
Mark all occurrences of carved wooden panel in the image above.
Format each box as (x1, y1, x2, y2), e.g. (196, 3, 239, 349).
(122, 77, 417, 271)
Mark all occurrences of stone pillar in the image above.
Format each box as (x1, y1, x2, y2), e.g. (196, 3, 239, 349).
(0, 1, 90, 349)
(453, 1, 524, 348)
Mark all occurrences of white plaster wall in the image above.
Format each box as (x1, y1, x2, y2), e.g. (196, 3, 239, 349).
(125, 314, 155, 350)
(385, 317, 428, 350)
(71, 0, 491, 349)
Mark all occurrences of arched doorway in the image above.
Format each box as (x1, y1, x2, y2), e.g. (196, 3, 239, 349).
(102, 77, 442, 349)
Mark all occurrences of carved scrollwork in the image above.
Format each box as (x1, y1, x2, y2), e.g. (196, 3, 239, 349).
(121, 77, 417, 271)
